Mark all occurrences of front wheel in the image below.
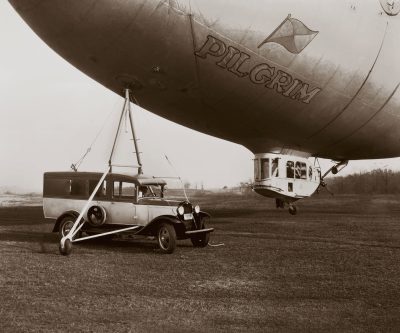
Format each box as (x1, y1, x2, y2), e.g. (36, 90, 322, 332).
(191, 232, 210, 247)
(157, 223, 176, 254)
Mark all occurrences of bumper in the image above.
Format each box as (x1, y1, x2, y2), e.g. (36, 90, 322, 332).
(185, 228, 214, 235)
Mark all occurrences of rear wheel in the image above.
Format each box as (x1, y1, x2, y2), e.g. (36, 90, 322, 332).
(157, 223, 176, 254)
(59, 216, 75, 239)
(59, 216, 82, 239)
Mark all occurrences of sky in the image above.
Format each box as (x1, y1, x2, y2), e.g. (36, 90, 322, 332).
(1, 2, 400, 193)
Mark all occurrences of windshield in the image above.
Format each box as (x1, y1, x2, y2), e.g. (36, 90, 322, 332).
(138, 185, 164, 198)
(140, 179, 190, 201)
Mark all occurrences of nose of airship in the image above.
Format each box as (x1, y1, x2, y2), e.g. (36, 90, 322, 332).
(8, 0, 195, 96)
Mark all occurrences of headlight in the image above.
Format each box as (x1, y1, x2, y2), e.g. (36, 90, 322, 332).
(194, 205, 200, 214)
(177, 206, 185, 215)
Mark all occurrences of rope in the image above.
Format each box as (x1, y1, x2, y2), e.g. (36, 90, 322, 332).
(208, 242, 225, 247)
(71, 147, 92, 171)
(164, 155, 189, 202)
(71, 102, 119, 171)
(130, 94, 142, 108)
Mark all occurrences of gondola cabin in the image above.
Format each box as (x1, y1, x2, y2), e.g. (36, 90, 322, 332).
(253, 153, 321, 203)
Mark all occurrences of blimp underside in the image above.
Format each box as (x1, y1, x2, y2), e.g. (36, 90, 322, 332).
(9, 0, 400, 160)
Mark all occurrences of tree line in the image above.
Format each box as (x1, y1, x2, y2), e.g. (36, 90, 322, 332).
(326, 169, 400, 194)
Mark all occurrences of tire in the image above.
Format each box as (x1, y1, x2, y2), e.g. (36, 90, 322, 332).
(191, 219, 210, 247)
(59, 216, 76, 239)
(87, 206, 107, 226)
(191, 232, 210, 247)
(157, 223, 176, 254)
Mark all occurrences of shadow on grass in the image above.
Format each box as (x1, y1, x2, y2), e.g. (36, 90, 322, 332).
(69, 236, 195, 253)
(0, 230, 194, 254)
(78, 238, 159, 254)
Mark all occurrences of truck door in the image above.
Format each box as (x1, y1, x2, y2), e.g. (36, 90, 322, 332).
(101, 181, 137, 225)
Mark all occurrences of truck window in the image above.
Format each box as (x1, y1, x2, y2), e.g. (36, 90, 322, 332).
(71, 179, 87, 196)
(140, 185, 163, 198)
(44, 177, 90, 198)
(89, 180, 106, 198)
(113, 181, 135, 199)
(150, 185, 163, 198)
(113, 182, 120, 198)
(43, 179, 71, 197)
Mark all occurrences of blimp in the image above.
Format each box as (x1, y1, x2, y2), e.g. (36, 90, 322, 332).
(9, 0, 400, 214)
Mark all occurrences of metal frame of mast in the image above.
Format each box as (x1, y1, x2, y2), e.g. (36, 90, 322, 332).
(109, 88, 143, 174)
(59, 88, 144, 255)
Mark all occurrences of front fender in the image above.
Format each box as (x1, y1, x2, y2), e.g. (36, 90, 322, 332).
(138, 215, 182, 235)
(198, 211, 211, 219)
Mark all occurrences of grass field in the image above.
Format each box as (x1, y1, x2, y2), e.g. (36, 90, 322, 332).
(1, 193, 400, 332)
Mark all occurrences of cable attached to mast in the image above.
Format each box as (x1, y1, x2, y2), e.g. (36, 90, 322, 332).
(71, 89, 143, 175)
(71, 100, 119, 171)
(164, 155, 189, 202)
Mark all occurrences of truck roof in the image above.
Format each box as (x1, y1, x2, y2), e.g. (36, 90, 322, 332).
(43, 171, 167, 186)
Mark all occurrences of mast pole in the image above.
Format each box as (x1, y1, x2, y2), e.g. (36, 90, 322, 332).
(108, 88, 143, 174)
(108, 97, 127, 173)
(126, 89, 143, 174)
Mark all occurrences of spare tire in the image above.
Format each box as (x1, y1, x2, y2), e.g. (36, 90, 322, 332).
(87, 205, 107, 226)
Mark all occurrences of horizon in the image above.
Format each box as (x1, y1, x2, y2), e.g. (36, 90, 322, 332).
(1, 166, 400, 196)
